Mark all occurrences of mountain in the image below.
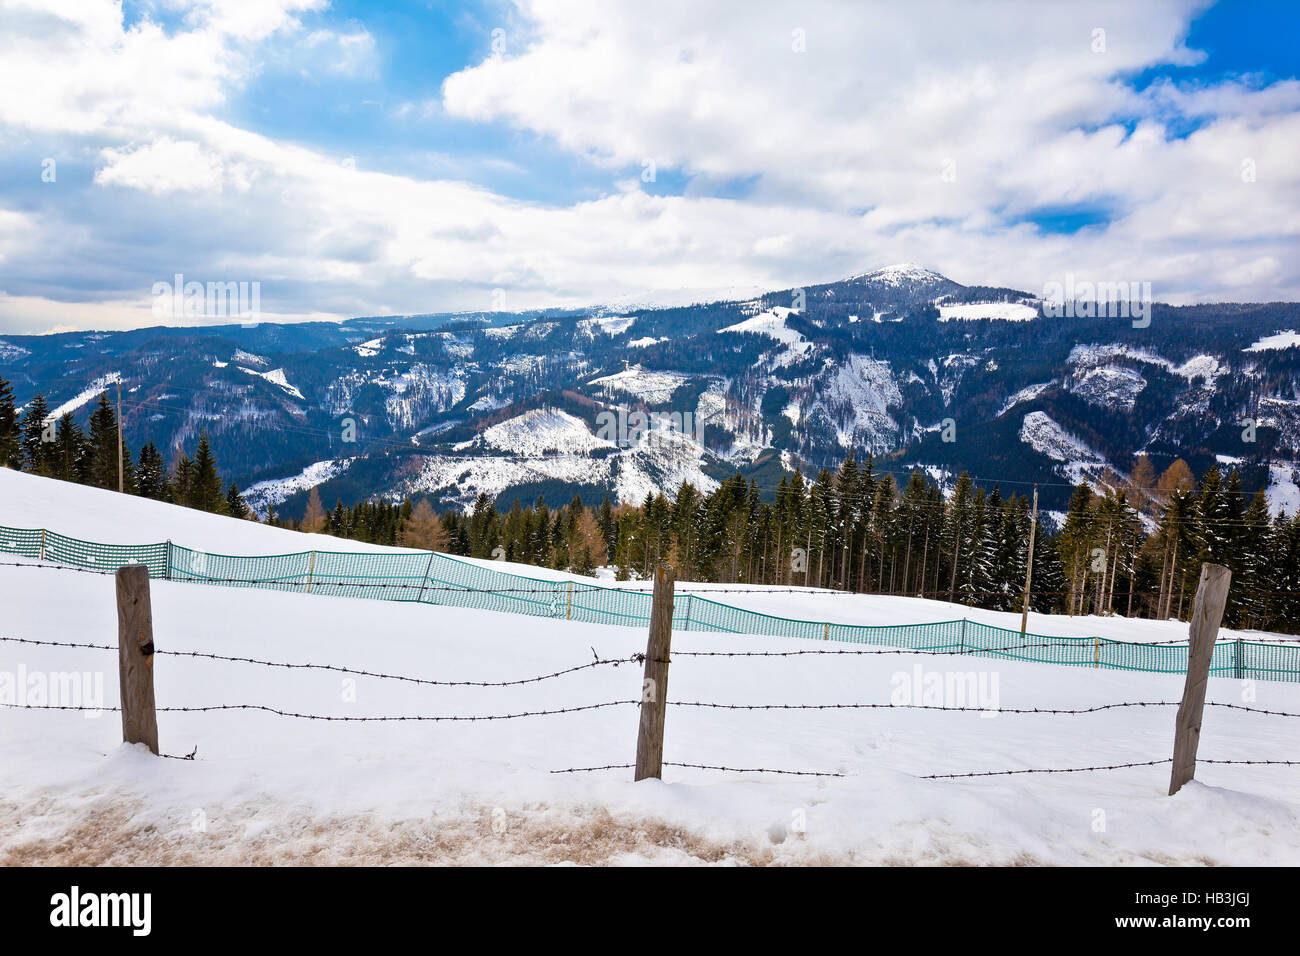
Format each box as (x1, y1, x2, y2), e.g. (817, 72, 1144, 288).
(4, 265, 1300, 519)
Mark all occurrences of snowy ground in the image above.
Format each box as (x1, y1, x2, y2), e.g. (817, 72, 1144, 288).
(3, 470, 1300, 865)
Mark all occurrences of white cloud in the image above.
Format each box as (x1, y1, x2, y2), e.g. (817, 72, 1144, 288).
(302, 28, 377, 76)
(95, 137, 243, 194)
(0, 0, 1297, 333)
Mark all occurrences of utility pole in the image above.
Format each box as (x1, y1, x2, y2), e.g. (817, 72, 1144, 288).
(1019, 486, 1038, 634)
(116, 379, 124, 493)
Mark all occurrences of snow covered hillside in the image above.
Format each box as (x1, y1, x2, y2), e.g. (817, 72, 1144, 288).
(3, 472, 1300, 865)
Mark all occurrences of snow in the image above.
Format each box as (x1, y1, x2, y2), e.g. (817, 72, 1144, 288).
(3, 470, 1300, 864)
(937, 302, 1038, 322)
(612, 423, 719, 503)
(628, 337, 665, 348)
(1067, 365, 1147, 411)
(241, 459, 356, 519)
(232, 349, 268, 368)
(1245, 331, 1300, 352)
(457, 408, 616, 457)
(0, 339, 30, 361)
(481, 324, 521, 340)
(1266, 462, 1300, 518)
(1173, 354, 1223, 381)
(1019, 411, 1107, 484)
(237, 366, 304, 401)
(717, 307, 812, 367)
(813, 354, 902, 448)
(380, 365, 465, 429)
(588, 366, 692, 405)
(997, 382, 1053, 417)
(1068, 344, 1225, 383)
(497, 354, 546, 376)
(402, 454, 609, 509)
(467, 394, 511, 414)
(578, 315, 636, 337)
(0, 468, 397, 554)
(849, 263, 945, 285)
(41, 373, 122, 421)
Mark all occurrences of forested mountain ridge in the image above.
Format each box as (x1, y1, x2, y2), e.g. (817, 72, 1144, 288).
(3, 264, 1299, 520)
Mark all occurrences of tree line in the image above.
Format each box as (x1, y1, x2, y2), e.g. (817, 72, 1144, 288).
(5, 376, 1299, 635)
(0, 382, 250, 517)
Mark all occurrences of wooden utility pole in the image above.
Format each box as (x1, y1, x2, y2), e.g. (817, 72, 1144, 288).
(1168, 563, 1231, 796)
(116, 565, 158, 755)
(116, 380, 124, 493)
(1019, 486, 1038, 634)
(634, 565, 675, 781)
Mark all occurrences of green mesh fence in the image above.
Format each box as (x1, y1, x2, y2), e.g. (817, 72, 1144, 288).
(3, 522, 1298, 683)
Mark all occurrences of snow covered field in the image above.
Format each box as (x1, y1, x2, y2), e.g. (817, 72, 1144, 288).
(2, 470, 1300, 865)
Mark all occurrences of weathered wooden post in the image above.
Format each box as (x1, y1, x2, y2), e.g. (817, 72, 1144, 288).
(1168, 563, 1231, 796)
(634, 565, 675, 781)
(116, 564, 158, 755)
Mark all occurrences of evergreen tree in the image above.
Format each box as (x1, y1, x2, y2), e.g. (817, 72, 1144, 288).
(19, 393, 51, 474)
(0, 375, 20, 468)
(191, 432, 224, 512)
(225, 482, 249, 520)
(50, 413, 86, 482)
(85, 393, 119, 489)
(135, 442, 170, 501)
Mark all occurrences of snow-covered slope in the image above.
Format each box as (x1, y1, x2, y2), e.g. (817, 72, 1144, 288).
(459, 408, 616, 457)
(1019, 411, 1109, 484)
(3, 472, 1300, 865)
(0, 468, 403, 554)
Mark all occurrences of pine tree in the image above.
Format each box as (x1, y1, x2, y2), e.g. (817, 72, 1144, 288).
(172, 453, 195, 508)
(191, 433, 224, 512)
(597, 494, 615, 563)
(135, 442, 170, 501)
(19, 393, 51, 474)
(85, 393, 119, 489)
(0, 374, 20, 468)
(50, 413, 86, 482)
(225, 482, 249, 519)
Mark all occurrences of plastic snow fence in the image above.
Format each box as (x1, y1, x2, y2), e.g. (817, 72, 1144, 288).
(2, 522, 1297, 684)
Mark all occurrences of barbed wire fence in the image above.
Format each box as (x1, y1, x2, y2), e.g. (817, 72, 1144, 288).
(2, 560, 1299, 785)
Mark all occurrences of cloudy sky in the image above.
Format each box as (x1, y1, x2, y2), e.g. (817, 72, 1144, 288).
(0, 0, 1297, 333)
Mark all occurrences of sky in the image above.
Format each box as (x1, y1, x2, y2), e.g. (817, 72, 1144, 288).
(0, 0, 1297, 333)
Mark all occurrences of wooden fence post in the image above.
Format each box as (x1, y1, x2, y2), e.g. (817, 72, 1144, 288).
(634, 565, 675, 781)
(116, 565, 158, 755)
(1168, 563, 1231, 796)
(306, 550, 316, 593)
(566, 580, 573, 620)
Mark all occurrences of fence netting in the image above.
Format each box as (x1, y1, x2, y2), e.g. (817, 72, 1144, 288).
(2, 523, 1295, 683)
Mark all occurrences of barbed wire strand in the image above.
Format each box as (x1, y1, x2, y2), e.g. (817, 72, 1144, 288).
(0, 636, 644, 688)
(1, 700, 640, 721)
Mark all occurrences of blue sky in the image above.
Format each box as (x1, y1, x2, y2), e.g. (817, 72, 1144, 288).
(0, 0, 1297, 332)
